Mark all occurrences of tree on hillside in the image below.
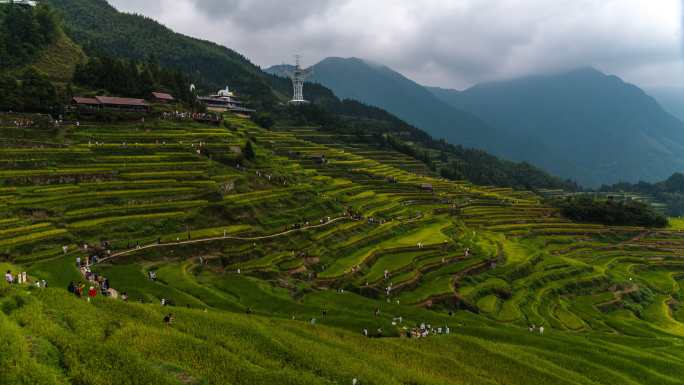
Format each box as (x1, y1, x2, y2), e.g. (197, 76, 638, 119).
(0, 69, 60, 113)
(251, 112, 275, 130)
(244, 140, 256, 161)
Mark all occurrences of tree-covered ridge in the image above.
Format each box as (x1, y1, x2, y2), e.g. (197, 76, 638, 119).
(0, 3, 58, 67)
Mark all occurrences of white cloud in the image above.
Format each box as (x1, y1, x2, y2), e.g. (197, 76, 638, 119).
(108, 0, 683, 89)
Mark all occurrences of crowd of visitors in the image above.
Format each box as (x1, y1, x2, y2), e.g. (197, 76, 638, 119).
(7, 118, 35, 128)
(5, 269, 47, 287)
(406, 323, 450, 338)
(161, 111, 222, 124)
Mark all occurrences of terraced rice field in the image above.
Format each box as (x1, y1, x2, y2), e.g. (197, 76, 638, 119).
(2, 117, 684, 384)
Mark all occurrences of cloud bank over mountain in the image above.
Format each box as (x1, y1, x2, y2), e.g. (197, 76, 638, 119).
(109, 0, 682, 89)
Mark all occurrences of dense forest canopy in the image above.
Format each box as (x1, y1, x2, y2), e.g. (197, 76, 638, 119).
(0, 4, 58, 67)
(0, 68, 60, 113)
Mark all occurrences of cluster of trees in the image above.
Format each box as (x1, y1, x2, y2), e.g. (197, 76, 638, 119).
(251, 112, 275, 130)
(600, 173, 684, 216)
(0, 4, 62, 112)
(0, 4, 58, 67)
(551, 195, 667, 228)
(73, 56, 197, 106)
(0, 69, 61, 113)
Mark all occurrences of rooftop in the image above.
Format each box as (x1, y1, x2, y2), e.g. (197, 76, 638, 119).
(152, 92, 175, 101)
(95, 96, 148, 107)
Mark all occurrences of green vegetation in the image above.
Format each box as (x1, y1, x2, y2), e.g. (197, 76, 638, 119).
(551, 195, 667, 227)
(73, 56, 197, 105)
(602, 172, 684, 216)
(0, 3, 58, 67)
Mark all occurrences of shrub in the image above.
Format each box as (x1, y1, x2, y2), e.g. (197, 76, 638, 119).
(244, 140, 256, 161)
(251, 112, 274, 129)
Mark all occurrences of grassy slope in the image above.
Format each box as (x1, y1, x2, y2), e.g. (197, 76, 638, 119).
(30, 30, 86, 83)
(2, 283, 684, 385)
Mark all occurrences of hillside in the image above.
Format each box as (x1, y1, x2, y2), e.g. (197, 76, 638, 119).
(44, 0, 277, 108)
(0, 116, 683, 384)
(266, 58, 515, 154)
(430, 68, 684, 186)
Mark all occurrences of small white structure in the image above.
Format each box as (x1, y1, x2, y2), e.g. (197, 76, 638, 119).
(217, 86, 234, 98)
(0, 0, 38, 6)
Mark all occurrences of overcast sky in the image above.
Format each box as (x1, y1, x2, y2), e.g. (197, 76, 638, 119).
(108, 0, 683, 90)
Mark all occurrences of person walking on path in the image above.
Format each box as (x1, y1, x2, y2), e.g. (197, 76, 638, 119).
(87, 286, 97, 302)
(164, 313, 174, 326)
(5, 270, 14, 284)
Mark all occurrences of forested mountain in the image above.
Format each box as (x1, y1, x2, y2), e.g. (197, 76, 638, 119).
(430, 68, 684, 186)
(266, 58, 516, 154)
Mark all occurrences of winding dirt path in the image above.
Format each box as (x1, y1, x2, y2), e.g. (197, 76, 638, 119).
(97, 216, 351, 264)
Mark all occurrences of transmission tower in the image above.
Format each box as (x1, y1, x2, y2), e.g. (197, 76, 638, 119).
(287, 55, 312, 104)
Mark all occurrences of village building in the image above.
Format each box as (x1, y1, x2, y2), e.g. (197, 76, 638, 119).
(71, 97, 100, 113)
(420, 183, 434, 192)
(197, 86, 255, 115)
(0, 0, 38, 7)
(72, 96, 150, 113)
(151, 92, 175, 103)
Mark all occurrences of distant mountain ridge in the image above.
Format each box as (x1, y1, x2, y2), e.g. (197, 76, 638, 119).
(270, 57, 684, 186)
(648, 87, 684, 122)
(430, 68, 684, 186)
